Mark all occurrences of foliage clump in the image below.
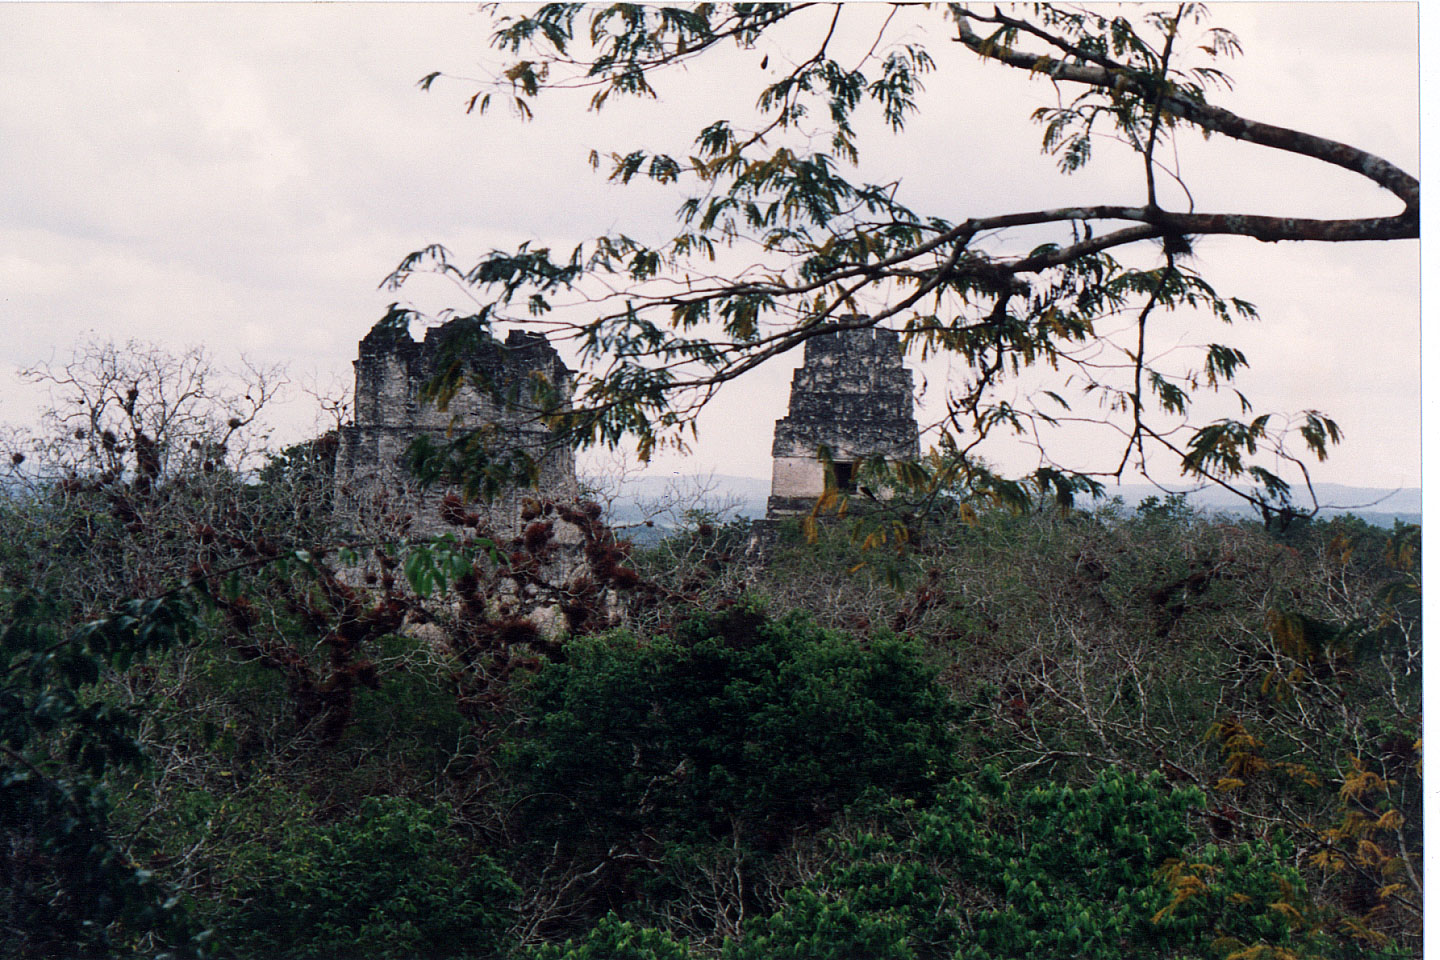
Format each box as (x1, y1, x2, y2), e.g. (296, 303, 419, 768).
(211, 795, 518, 960)
(732, 770, 1347, 960)
(509, 605, 958, 841)
(501, 605, 960, 933)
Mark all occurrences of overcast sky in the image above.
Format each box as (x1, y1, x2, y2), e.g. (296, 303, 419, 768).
(0, 2, 1423, 495)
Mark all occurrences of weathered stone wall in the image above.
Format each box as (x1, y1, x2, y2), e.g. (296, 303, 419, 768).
(766, 322, 919, 517)
(334, 317, 579, 539)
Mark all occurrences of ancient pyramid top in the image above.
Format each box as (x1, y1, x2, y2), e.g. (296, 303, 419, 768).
(771, 322, 920, 463)
(353, 317, 571, 430)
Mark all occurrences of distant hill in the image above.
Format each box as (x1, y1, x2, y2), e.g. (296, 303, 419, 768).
(592, 473, 1420, 536)
(1097, 482, 1419, 527)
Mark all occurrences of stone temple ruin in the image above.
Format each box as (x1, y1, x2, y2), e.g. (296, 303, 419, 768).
(766, 322, 920, 518)
(333, 314, 920, 549)
(333, 316, 579, 540)
(333, 315, 633, 641)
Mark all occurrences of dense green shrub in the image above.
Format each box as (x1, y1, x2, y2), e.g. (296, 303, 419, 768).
(730, 768, 1391, 960)
(215, 795, 517, 960)
(499, 604, 959, 938)
(1, 590, 212, 958)
(505, 605, 959, 854)
(528, 914, 694, 960)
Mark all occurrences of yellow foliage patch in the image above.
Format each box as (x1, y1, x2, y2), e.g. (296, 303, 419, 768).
(1151, 860, 1216, 923)
(1267, 900, 1303, 926)
(1339, 763, 1391, 802)
(1354, 839, 1387, 867)
(1223, 945, 1299, 960)
(1339, 917, 1390, 946)
(1373, 809, 1404, 831)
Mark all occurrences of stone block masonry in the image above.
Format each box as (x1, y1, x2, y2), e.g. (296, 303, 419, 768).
(766, 321, 920, 518)
(334, 315, 579, 540)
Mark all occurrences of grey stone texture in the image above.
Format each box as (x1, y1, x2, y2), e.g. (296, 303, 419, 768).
(766, 321, 920, 517)
(334, 316, 579, 539)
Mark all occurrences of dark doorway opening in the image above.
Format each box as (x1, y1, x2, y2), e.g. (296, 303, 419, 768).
(833, 461, 856, 492)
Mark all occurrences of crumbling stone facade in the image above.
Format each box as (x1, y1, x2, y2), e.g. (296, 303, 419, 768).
(766, 322, 920, 517)
(334, 316, 579, 540)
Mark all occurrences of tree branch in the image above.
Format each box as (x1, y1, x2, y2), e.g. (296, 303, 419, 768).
(952, 7, 1418, 222)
